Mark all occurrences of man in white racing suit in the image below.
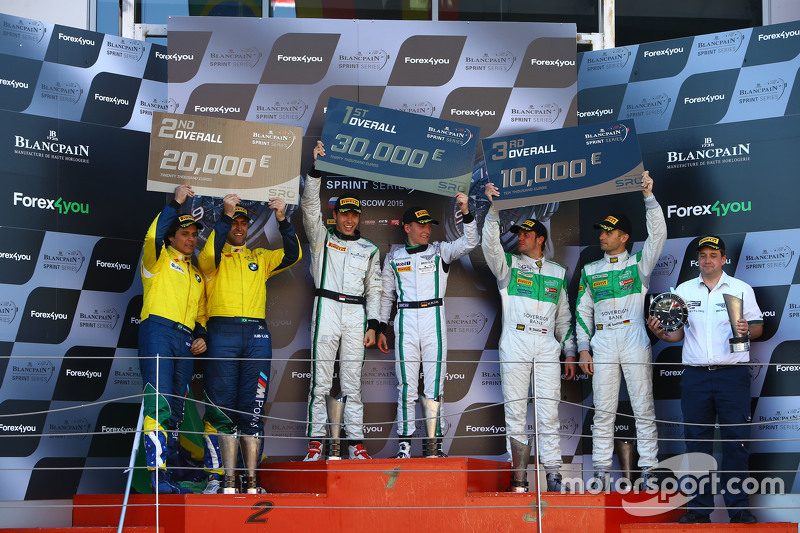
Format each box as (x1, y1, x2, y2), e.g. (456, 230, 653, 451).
(482, 182, 577, 492)
(576, 171, 666, 490)
(377, 199, 478, 458)
(301, 141, 382, 461)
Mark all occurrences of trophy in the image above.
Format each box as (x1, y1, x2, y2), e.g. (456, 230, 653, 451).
(649, 291, 689, 332)
(420, 395, 442, 458)
(325, 393, 347, 460)
(723, 293, 750, 353)
(240, 435, 261, 494)
(509, 436, 532, 493)
(218, 433, 239, 494)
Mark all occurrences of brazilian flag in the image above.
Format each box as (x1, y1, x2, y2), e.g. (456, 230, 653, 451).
(132, 391, 206, 494)
(188, 0, 263, 17)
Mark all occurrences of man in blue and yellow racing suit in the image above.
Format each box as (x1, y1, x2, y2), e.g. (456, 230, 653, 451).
(139, 184, 207, 494)
(576, 171, 666, 490)
(482, 182, 576, 493)
(199, 193, 300, 494)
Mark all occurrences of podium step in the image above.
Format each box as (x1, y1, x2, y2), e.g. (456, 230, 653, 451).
(4, 528, 162, 533)
(69, 458, 708, 532)
(621, 523, 796, 532)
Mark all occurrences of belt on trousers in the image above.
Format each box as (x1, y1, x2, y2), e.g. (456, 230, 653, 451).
(691, 364, 739, 372)
(315, 288, 366, 305)
(398, 298, 443, 309)
(146, 314, 193, 335)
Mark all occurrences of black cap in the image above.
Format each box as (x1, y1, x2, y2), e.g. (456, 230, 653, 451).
(402, 206, 439, 225)
(509, 219, 548, 241)
(697, 235, 725, 253)
(594, 213, 632, 235)
(174, 214, 202, 230)
(334, 196, 362, 213)
(231, 206, 253, 221)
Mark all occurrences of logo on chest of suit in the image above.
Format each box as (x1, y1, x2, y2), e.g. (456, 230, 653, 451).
(169, 261, 185, 274)
(593, 280, 608, 287)
(516, 277, 533, 286)
(195, 274, 201, 283)
(248, 263, 258, 271)
(418, 261, 436, 274)
(327, 241, 346, 252)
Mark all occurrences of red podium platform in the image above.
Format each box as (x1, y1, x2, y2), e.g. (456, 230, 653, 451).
(12, 458, 794, 533)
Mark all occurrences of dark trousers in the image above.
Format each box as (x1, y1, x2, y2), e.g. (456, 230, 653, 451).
(681, 365, 751, 516)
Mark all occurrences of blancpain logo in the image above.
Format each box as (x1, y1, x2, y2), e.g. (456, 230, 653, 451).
(252, 130, 296, 149)
(194, 105, 240, 114)
(30, 310, 69, 320)
(42, 249, 85, 272)
(0, 300, 18, 324)
(684, 93, 726, 105)
(465, 51, 515, 72)
(138, 98, 169, 116)
(48, 417, 91, 439)
(11, 360, 55, 383)
(511, 103, 561, 124)
(338, 49, 390, 70)
(530, 58, 574, 67)
(277, 54, 323, 63)
(584, 124, 629, 144)
(696, 31, 744, 56)
(2, 18, 47, 43)
(404, 56, 450, 65)
(79, 307, 120, 329)
(643, 46, 684, 57)
(58, 32, 95, 46)
(426, 125, 474, 146)
(155, 51, 194, 62)
(0, 78, 29, 90)
(106, 38, 146, 61)
(209, 47, 262, 68)
(94, 93, 129, 106)
(66, 369, 103, 379)
(114, 367, 142, 386)
(14, 129, 90, 164)
(584, 47, 631, 71)
(744, 246, 794, 270)
(96, 260, 131, 271)
(623, 94, 671, 118)
(737, 79, 787, 104)
(254, 99, 308, 121)
(447, 312, 488, 334)
(652, 254, 677, 277)
(397, 101, 436, 117)
(577, 108, 614, 119)
(758, 410, 800, 432)
(39, 81, 83, 105)
(666, 141, 750, 167)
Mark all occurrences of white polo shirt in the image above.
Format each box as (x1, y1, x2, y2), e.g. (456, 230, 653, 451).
(674, 271, 763, 366)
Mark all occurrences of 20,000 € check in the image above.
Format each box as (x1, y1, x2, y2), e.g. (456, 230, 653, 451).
(147, 111, 304, 203)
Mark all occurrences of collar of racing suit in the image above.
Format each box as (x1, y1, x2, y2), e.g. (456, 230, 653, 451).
(332, 227, 361, 241)
(405, 241, 429, 254)
(166, 246, 191, 262)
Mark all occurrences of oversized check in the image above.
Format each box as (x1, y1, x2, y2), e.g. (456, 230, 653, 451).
(147, 112, 303, 203)
(482, 120, 644, 209)
(315, 98, 479, 196)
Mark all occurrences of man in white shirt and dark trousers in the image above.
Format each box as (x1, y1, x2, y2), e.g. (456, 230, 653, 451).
(648, 235, 762, 525)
